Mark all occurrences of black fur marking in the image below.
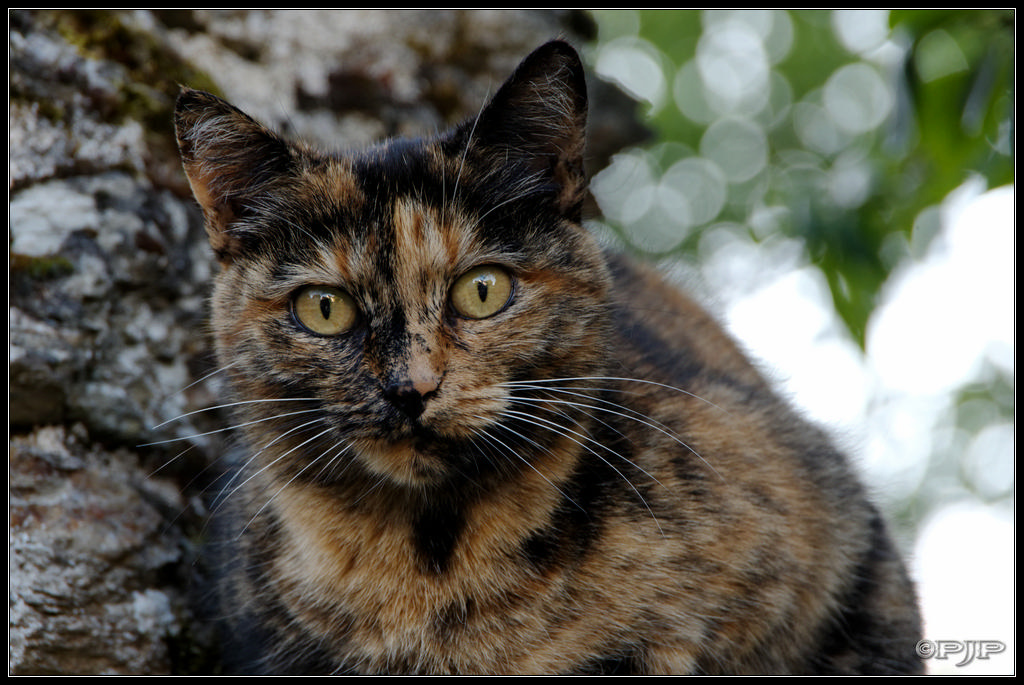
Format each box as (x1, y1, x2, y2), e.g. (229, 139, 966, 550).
(353, 140, 443, 209)
(806, 512, 923, 674)
(519, 415, 637, 574)
(571, 647, 645, 675)
(431, 597, 475, 642)
(411, 493, 467, 575)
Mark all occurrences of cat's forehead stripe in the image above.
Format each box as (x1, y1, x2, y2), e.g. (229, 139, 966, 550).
(390, 198, 472, 285)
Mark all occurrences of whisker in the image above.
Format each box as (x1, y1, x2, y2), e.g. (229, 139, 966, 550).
(501, 376, 730, 415)
(351, 471, 392, 507)
(150, 441, 231, 537)
(469, 421, 585, 514)
(148, 397, 323, 432)
(211, 417, 330, 513)
(241, 427, 342, 535)
(147, 441, 201, 478)
(158, 360, 239, 402)
(500, 381, 724, 481)
(311, 439, 356, 483)
(496, 408, 664, 535)
(139, 407, 325, 448)
(449, 89, 490, 217)
(145, 406, 324, 508)
(504, 390, 629, 442)
(499, 406, 665, 488)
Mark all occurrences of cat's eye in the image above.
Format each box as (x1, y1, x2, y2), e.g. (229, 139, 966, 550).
(292, 285, 358, 336)
(450, 266, 514, 320)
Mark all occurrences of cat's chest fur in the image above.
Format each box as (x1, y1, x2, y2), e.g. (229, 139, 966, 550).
(228, 349, 851, 674)
(176, 41, 923, 675)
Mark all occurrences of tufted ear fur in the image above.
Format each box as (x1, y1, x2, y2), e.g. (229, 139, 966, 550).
(174, 88, 296, 263)
(452, 40, 589, 221)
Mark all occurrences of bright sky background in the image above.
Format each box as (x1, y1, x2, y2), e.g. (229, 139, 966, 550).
(714, 181, 1014, 675)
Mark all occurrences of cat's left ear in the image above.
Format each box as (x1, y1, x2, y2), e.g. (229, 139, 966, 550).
(461, 40, 589, 220)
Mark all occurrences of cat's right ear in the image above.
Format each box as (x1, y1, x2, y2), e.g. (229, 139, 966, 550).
(174, 88, 294, 263)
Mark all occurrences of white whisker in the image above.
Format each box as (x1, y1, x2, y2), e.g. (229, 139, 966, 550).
(496, 407, 665, 535)
(241, 427, 344, 535)
(149, 397, 322, 431)
(147, 441, 201, 478)
(351, 471, 392, 507)
(469, 420, 584, 514)
(139, 407, 324, 448)
(160, 360, 239, 401)
(212, 417, 330, 513)
(311, 439, 356, 482)
(499, 405, 660, 485)
(501, 376, 730, 415)
(449, 89, 490, 217)
(500, 384, 723, 481)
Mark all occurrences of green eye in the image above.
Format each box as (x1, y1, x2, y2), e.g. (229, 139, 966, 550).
(451, 265, 514, 319)
(292, 285, 358, 335)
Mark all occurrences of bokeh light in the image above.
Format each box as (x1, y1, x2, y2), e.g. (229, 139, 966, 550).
(588, 9, 1013, 675)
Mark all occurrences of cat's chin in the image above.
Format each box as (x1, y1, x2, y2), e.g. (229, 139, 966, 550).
(355, 435, 458, 488)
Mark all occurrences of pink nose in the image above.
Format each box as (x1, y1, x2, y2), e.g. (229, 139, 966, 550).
(383, 374, 441, 420)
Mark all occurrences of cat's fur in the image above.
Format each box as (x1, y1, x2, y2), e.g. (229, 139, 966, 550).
(174, 41, 923, 675)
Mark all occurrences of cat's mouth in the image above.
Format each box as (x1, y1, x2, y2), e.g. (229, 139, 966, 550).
(315, 386, 508, 485)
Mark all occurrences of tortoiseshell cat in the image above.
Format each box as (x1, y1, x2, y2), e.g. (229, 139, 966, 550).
(174, 41, 923, 675)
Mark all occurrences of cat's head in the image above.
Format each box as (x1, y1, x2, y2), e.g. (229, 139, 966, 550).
(174, 41, 612, 488)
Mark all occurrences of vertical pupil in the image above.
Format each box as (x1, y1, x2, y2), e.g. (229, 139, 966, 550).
(476, 280, 489, 303)
(319, 295, 332, 320)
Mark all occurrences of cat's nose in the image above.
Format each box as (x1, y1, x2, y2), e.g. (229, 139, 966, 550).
(383, 379, 439, 420)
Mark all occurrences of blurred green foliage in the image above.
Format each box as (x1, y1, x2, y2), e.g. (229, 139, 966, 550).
(588, 9, 1013, 347)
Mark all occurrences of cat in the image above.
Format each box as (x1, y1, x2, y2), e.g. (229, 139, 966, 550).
(173, 40, 923, 675)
